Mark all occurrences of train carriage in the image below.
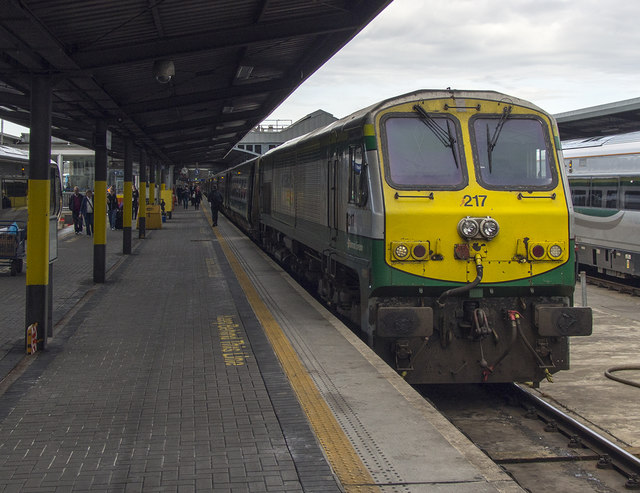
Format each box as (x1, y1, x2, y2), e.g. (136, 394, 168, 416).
(563, 131, 640, 278)
(211, 89, 592, 385)
(0, 145, 62, 275)
(0, 145, 62, 224)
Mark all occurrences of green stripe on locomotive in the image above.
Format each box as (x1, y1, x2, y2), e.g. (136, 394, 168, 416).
(365, 238, 576, 296)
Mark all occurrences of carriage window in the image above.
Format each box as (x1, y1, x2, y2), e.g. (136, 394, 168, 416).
(2, 179, 28, 209)
(472, 116, 556, 189)
(569, 178, 589, 206)
(571, 189, 587, 207)
(50, 166, 62, 216)
(624, 191, 640, 211)
(383, 115, 464, 188)
(590, 190, 603, 208)
(349, 145, 368, 206)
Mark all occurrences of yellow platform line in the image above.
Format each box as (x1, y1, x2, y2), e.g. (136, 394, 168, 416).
(205, 211, 380, 492)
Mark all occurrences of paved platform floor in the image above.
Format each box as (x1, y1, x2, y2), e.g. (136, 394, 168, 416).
(0, 221, 140, 377)
(0, 210, 340, 492)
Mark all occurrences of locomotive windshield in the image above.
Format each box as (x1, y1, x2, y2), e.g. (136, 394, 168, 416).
(382, 114, 465, 189)
(471, 115, 557, 189)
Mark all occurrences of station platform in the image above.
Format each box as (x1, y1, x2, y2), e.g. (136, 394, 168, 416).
(0, 208, 522, 492)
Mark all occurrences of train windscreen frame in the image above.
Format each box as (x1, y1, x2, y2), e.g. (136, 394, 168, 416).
(380, 113, 467, 190)
(470, 114, 558, 190)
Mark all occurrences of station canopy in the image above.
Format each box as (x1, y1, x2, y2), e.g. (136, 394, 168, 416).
(0, 0, 392, 171)
(556, 97, 640, 141)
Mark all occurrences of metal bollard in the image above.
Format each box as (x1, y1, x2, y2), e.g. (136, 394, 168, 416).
(580, 271, 587, 307)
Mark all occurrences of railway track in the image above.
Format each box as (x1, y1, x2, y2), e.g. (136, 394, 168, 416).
(420, 383, 640, 492)
(585, 274, 640, 296)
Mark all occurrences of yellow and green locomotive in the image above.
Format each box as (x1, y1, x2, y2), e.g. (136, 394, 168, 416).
(210, 89, 592, 384)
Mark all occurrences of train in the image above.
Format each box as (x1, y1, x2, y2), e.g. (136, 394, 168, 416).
(1, 145, 63, 274)
(563, 131, 640, 279)
(0, 145, 62, 222)
(204, 89, 592, 385)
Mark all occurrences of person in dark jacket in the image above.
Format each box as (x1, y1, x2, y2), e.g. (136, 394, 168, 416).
(194, 186, 202, 210)
(132, 185, 139, 221)
(208, 186, 223, 226)
(80, 189, 94, 236)
(68, 186, 83, 234)
(107, 187, 118, 230)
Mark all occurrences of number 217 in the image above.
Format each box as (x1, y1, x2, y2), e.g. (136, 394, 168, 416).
(463, 195, 487, 207)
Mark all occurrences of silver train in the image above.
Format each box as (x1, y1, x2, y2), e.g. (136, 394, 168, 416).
(563, 131, 640, 278)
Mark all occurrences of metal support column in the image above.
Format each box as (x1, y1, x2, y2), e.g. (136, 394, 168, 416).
(160, 166, 167, 218)
(149, 162, 156, 205)
(123, 139, 133, 254)
(138, 149, 147, 239)
(25, 75, 52, 351)
(94, 121, 108, 283)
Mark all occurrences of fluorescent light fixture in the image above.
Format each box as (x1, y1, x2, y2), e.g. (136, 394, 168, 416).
(235, 65, 253, 80)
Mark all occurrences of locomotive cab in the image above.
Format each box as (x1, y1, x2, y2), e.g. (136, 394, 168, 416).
(370, 91, 592, 384)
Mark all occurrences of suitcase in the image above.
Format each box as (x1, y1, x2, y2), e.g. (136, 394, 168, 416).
(115, 209, 123, 229)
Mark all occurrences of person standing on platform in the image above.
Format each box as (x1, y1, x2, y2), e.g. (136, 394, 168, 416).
(68, 186, 83, 235)
(81, 189, 94, 237)
(132, 184, 139, 221)
(107, 187, 118, 230)
(182, 186, 189, 209)
(208, 186, 223, 226)
(194, 186, 202, 210)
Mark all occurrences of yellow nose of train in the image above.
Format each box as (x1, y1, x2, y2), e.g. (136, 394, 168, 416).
(379, 97, 570, 284)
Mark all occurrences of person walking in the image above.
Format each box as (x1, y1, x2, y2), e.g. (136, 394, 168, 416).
(68, 186, 83, 234)
(208, 186, 223, 226)
(182, 186, 189, 209)
(194, 186, 202, 210)
(81, 189, 94, 236)
(132, 185, 139, 221)
(107, 187, 118, 230)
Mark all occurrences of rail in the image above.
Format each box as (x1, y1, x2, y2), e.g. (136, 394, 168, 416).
(515, 384, 640, 488)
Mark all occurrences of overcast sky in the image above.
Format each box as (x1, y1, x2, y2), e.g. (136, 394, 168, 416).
(267, 0, 640, 124)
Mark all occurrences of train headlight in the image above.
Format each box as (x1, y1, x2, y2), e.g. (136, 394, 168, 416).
(549, 244, 563, 259)
(457, 217, 479, 239)
(394, 243, 409, 260)
(480, 218, 499, 239)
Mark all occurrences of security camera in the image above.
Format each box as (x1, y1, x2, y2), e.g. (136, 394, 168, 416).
(153, 60, 175, 84)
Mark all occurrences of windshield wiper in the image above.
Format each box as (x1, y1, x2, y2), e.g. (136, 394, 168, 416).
(486, 105, 512, 173)
(413, 104, 459, 168)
